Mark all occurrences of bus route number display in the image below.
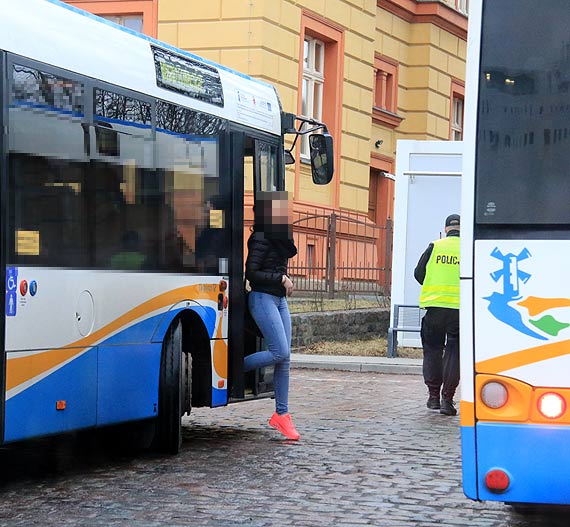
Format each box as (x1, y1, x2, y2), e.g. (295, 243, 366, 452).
(152, 46, 224, 107)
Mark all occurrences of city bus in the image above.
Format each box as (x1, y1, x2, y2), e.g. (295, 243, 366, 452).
(460, 0, 570, 506)
(0, 0, 333, 454)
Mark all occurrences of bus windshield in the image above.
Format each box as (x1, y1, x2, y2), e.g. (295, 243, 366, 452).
(475, 0, 570, 225)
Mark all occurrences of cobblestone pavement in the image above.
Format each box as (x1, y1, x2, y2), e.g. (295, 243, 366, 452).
(0, 370, 568, 527)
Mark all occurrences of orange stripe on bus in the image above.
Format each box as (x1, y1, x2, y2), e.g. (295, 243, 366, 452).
(6, 285, 218, 392)
(460, 401, 475, 426)
(476, 339, 570, 374)
(212, 307, 228, 379)
(517, 296, 570, 317)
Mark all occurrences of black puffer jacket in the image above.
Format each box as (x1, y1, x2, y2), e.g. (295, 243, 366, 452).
(245, 231, 298, 297)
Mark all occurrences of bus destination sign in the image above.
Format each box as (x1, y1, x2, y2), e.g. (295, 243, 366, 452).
(152, 46, 224, 107)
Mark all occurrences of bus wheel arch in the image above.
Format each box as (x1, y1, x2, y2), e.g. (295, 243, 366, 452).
(179, 309, 212, 409)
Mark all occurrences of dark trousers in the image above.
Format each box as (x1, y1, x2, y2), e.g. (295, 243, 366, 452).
(421, 307, 460, 400)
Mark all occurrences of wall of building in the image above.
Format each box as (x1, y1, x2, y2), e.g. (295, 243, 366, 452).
(373, 0, 467, 162)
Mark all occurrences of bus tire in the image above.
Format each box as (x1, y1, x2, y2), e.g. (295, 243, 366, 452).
(154, 318, 184, 454)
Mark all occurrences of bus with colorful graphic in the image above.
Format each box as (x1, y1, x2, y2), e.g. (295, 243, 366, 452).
(461, 0, 570, 506)
(0, 0, 333, 453)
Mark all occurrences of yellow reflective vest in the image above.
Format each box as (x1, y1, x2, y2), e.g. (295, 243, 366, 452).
(419, 236, 460, 309)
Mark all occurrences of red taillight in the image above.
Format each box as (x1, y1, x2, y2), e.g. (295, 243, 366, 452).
(223, 296, 228, 309)
(219, 280, 227, 292)
(485, 469, 510, 492)
(537, 392, 566, 419)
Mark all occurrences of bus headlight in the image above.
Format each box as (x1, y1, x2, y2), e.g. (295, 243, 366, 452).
(481, 381, 508, 409)
(537, 392, 566, 419)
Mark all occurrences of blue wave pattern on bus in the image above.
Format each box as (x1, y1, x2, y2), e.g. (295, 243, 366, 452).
(484, 247, 548, 340)
(4, 305, 222, 442)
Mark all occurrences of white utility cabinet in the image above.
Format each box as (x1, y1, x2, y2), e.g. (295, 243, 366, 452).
(390, 140, 463, 348)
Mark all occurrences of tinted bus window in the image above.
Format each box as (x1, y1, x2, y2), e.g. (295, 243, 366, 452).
(8, 68, 229, 273)
(8, 64, 89, 266)
(475, 0, 570, 224)
(156, 101, 228, 274)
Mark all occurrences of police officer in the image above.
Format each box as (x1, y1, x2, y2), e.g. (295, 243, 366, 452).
(414, 214, 460, 416)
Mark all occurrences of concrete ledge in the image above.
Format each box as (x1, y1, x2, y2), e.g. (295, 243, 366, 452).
(290, 353, 422, 375)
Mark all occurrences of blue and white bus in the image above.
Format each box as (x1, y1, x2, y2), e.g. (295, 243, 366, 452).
(461, 0, 570, 507)
(0, 0, 333, 453)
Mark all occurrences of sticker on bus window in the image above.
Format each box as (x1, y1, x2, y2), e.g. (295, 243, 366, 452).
(16, 230, 40, 256)
(209, 209, 224, 229)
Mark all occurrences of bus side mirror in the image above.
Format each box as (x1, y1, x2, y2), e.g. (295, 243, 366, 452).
(309, 133, 334, 185)
(284, 149, 295, 165)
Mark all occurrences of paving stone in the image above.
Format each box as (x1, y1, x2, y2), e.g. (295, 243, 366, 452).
(0, 370, 567, 526)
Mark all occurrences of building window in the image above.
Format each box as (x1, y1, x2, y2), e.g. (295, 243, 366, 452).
(297, 11, 343, 207)
(63, 1, 157, 38)
(374, 62, 395, 113)
(451, 96, 464, 140)
(301, 36, 325, 158)
(372, 55, 403, 128)
(456, 0, 469, 14)
(450, 79, 465, 141)
(101, 14, 144, 33)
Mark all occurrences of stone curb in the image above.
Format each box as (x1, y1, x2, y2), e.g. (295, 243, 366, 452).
(290, 353, 422, 375)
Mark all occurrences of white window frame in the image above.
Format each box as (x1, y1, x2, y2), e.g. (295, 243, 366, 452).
(456, 0, 469, 14)
(101, 14, 144, 33)
(301, 36, 325, 158)
(451, 96, 464, 141)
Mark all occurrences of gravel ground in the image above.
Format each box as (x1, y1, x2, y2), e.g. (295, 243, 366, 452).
(296, 337, 422, 359)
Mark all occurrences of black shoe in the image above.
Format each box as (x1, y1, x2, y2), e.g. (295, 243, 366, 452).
(427, 396, 441, 410)
(440, 399, 457, 416)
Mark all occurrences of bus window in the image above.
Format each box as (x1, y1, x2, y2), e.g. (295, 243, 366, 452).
(8, 63, 89, 267)
(92, 88, 155, 269)
(155, 100, 229, 274)
(257, 141, 279, 192)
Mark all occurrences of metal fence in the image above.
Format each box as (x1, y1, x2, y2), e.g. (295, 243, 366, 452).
(288, 208, 393, 298)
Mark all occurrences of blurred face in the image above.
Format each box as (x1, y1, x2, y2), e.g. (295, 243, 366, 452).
(256, 191, 291, 226)
(271, 197, 291, 225)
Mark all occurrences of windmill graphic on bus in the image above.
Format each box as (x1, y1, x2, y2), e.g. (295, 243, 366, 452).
(484, 247, 570, 340)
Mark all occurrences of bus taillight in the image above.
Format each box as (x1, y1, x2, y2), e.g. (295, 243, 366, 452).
(485, 469, 510, 492)
(481, 382, 508, 409)
(537, 392, 566, 420)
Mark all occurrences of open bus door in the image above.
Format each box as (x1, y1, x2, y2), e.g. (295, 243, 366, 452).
(0, 50, 6, 444)
(228, 116, 334, 402)
(228, 128, 281, 401)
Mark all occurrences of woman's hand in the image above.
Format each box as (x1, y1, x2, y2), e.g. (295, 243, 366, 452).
(282, 275, 294, 297)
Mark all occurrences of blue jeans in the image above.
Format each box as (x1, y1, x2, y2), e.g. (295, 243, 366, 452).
(244, 291, 291, 415)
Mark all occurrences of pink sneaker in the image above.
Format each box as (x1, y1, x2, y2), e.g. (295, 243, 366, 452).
(268, 412, 301, 440)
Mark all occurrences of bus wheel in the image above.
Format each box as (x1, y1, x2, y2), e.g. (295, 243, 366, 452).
(154, 318, 183, 454)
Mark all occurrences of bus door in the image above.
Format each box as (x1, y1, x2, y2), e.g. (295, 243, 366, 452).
(228, 129, 281, 401)
(0, 50, 7, 443)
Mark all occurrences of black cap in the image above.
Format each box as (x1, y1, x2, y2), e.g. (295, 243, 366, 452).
(445, 214, 460, 228)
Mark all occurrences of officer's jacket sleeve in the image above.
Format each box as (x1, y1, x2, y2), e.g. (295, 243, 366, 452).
(414, 243, 434, 285)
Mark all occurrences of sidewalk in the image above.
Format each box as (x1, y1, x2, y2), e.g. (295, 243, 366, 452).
(290, 353, 422, 375)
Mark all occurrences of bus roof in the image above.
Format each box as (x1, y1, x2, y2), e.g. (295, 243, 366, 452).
(0, 0, 282, 135)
